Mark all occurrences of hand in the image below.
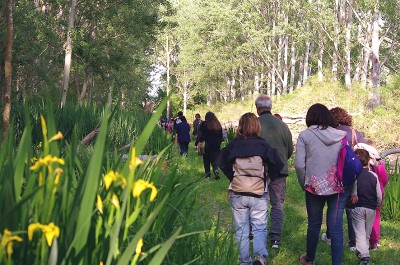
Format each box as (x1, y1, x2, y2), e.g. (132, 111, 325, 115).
(350, 195, 358, 204)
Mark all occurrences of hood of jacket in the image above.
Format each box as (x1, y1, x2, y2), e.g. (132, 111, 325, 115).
(307, 125, 346, 146)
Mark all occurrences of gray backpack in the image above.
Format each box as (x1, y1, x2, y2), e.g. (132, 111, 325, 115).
(231, 156, 267, 196)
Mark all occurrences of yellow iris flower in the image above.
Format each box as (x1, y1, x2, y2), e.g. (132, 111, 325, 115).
(54, 168, 63, 185)
(40, 115, 47, 137)
(103, 171, 126, 190)
(1, 229, 23, 257)
(132, 179, 158, 202)
(136, 238, 143, 254)
(111, 194, 120, 209)
(30, 155, 65, 171)
(28, 222, 60, 246)
(49, 131, 64, 143)
(129, 148, 143, 170)
(96, 195, 103, 214)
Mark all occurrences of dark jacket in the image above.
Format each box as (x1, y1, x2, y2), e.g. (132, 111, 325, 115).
(175, 122, 191, 143)
(197, 122, 223, 152)
(356, 168, 382, 210)
(258, 112, 293, 177)
(218, 136, 284, 182)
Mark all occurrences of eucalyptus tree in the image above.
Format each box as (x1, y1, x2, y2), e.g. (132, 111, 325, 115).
(2, 0, 13, 139)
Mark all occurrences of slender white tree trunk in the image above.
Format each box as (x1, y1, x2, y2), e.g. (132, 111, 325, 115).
(239, 66, 244, 101)
(332, 0, 341, 81)
(370, 11, 380, 88)
(283, 34, 289, 93)
(297, 56, 304, 88)
(344, 0, 353, 86)
(183, 81, 188, 115)
(368, 5, 381, 109)
(361, 22, 372, 88)
(290, 40, 296, 93)
(61, 0, 77, 107)
(166, 34, 171, 119)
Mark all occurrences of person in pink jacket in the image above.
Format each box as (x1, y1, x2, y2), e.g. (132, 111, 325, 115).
(354, 141, 389, 250)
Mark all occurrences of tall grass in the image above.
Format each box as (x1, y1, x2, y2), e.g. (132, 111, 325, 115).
(0, 99, 198, 264)
(383, 157, 400, 221)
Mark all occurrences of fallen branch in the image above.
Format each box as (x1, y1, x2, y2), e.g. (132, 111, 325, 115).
(80, 127, 99, 145)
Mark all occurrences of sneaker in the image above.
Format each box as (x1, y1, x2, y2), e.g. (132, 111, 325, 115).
(369, 244, 378, 251)
(299, 254, 315, 265)
(214, 170, 220, 180)
(349, 246, 357, 252)
(321, 232, 331, 245)
(358, 257, 370, 265)
(271, 240, 280, 249)
(253, 256, 266, 265)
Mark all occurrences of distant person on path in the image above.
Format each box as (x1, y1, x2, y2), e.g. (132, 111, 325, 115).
(218, 112, 284, 265)
(192, 113, 202, 141)
(196, 112, 223, 179)
(175, 116, 191, 156)
(321, 107, 368, 251)
(295, 103, 349, 265)
(273, 113, 282, 120)
(255, 94, 293, 249)
(350, 149, 382, 265)
(354, 141, 389, 251)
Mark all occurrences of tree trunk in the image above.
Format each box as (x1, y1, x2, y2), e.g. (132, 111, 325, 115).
(61, 0, 77, 107)
(254, 71, 260, 94)
(166, 34, 171, 119)
(332, 0, 341, 81)
(2, 0, 14, 139)
(277, 35, 282, 97)
(344, 0, 353, 87)
(317, 2, 323, 82)
(79, 68, 89, 106)
(289, 40, 296, 93)
(360, 19, 372, 88)
(370, 10, 380, 88)
(297, 55, 304, 88)
(283, 33, 289, 93)
(239, 66, 244, 101)
(230, 71, 236, 100)
(368, 5, 381, 109)
(183, 81, 188, 115)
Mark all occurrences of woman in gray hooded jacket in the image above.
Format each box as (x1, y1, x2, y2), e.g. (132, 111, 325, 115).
(295, 103, 349, 265)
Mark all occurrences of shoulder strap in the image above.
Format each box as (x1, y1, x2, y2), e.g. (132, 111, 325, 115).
(351, 129, 358, 146)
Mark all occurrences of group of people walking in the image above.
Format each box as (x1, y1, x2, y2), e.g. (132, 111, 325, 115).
(170, 94, 386, 265)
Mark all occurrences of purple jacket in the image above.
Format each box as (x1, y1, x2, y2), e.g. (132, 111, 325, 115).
(336, 125, 366, 146)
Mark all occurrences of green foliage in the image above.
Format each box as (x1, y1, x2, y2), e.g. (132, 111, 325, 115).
(0, 99, 191, 265)
(383, 157, 400, 221)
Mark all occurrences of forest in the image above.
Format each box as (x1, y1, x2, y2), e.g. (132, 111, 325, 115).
(0, 0, 400, 264)
(1, 0, 400, 119)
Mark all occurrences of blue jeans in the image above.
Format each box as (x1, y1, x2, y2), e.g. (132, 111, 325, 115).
(230, 191, 268, 264)
(304, 189, 350, 265)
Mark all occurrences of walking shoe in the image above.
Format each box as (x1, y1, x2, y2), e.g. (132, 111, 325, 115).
(253, 256, 266, 265)
(369, 244, 378, 251)
(299, 254, 315, 265)
(321, 232, 331, 245)
(214, 170, 220, 180)
(358, 257, 370, 265)
(271, 240, 280, 249)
